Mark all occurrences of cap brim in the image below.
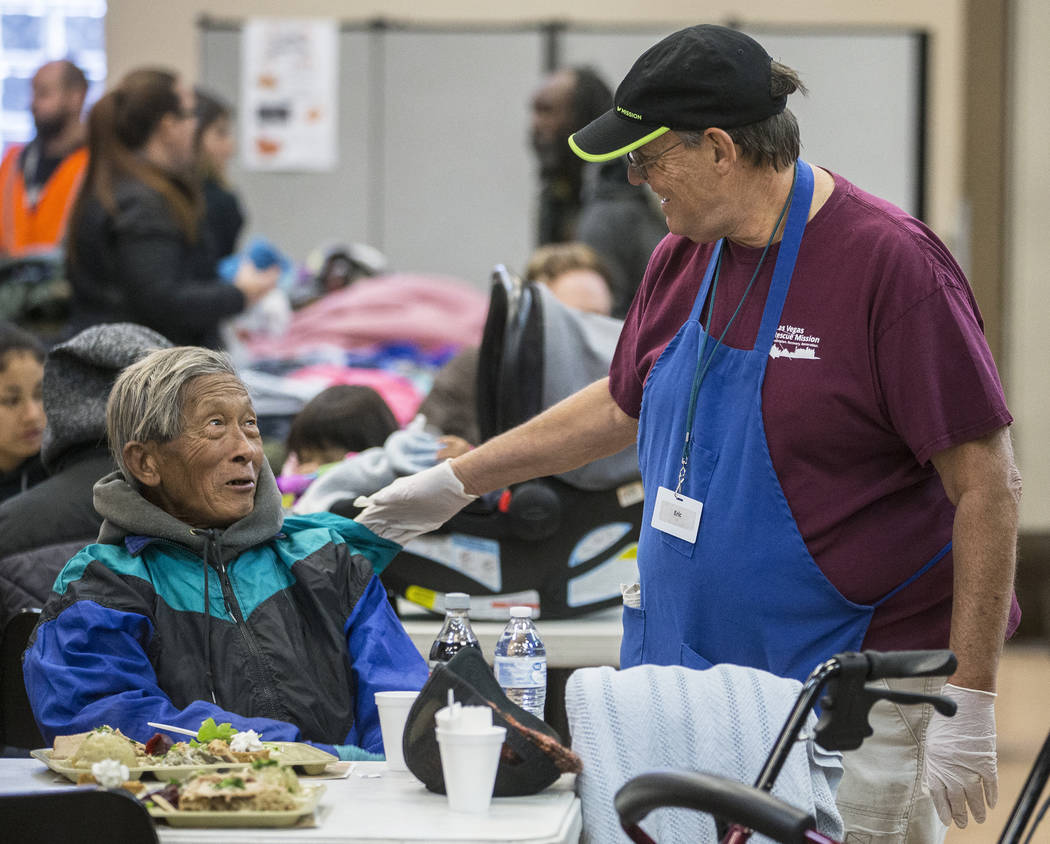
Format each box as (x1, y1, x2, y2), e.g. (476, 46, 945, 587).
(569, 110, 670, 162)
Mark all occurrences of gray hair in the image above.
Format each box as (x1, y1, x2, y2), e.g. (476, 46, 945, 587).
(107, 346, 241, 480)
(680, 61, 808, 171)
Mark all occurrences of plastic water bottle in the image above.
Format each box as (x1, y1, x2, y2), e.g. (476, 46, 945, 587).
(428, 592, 481, 672)
(493, 606, 547, 719)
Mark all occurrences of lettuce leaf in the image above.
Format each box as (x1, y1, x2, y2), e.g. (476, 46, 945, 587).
(197, 717, 237, 743)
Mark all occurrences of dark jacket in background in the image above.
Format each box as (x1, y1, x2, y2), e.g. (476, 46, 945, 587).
(576, 160, 667, 319)
(0, 454, 46, 504)
(66, 179, 245, 348)
(0, 323, 171, 628)
(201, 177, 245, 262)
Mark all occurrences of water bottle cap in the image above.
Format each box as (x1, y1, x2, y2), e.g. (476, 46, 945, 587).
(509, 606, 533, 618)
(445, 592, 471, 610)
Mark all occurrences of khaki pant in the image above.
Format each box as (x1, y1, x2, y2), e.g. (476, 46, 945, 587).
(835, 676, 949, 844)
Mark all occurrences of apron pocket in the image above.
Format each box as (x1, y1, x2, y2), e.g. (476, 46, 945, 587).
(680, 642, 714, 671)
(619, 605, 645, 668)
(659, 443, 719, 560)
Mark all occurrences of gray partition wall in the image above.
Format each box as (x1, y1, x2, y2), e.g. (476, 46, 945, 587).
(200, 20, 925, 288)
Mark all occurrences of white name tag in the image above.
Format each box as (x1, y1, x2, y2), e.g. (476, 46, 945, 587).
(651, 486, 702, 543)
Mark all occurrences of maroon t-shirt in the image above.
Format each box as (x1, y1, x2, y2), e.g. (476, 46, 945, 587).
(610, 171, 1020, 650)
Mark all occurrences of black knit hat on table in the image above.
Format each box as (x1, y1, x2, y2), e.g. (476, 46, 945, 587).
(402, 647, 581, 797)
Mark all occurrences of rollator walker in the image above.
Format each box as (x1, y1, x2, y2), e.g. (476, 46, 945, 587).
(615, 649, 1050, 844)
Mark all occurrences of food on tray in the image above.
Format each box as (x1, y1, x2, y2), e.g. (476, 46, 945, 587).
(43, 720, 336, 787)
(76, 759, 147, 794)
(230, 729, 263, 753)
(145, 760, 302, 812)
(68, 727, 139, 768)
(52, 721, 271, 768)
(196, 717, 237, 743)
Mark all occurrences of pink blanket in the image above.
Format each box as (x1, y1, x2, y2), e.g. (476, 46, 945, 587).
(285, 364, 425, 427)
(242, 273, 489, 359)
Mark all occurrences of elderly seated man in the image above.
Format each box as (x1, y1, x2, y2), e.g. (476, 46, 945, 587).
(23, 346, 427, 760)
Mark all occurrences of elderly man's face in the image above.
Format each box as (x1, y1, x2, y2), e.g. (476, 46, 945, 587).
(144, 373, 263, 529)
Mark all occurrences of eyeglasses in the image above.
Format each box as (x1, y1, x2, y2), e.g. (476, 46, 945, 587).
(625, 139, 683, 180)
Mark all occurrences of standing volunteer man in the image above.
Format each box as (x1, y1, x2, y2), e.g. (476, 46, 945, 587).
(0, 60, 89, 256)
(357, 25, 1021, 842)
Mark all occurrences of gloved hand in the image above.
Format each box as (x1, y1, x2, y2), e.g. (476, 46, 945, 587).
(923, 682, 998, 828)
(353, 459, 477, 545)
(333, 744, 385, 762)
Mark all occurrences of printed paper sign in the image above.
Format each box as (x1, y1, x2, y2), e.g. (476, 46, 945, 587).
(242, 17, 338, 171)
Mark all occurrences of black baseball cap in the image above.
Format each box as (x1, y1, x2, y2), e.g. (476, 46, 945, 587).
(569, 25, 786, 162)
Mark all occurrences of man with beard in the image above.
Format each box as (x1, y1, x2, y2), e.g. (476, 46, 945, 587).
(0, 60, 89, 257)
(530, 66, 665, 317)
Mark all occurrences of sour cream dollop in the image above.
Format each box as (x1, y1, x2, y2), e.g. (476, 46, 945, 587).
(91, 758, 130, 789)
(230, 729, 263, 752)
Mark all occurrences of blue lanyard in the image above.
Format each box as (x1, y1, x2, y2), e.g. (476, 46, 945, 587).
(675, 163, 800, 497)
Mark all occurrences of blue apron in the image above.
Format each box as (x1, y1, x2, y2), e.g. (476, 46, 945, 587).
(624, 160, 949, 682)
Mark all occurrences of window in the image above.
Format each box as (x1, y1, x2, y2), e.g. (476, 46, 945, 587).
(0, 0, 106, 153)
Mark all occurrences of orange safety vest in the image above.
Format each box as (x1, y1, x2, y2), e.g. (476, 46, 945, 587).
(0, 143, 88, 257)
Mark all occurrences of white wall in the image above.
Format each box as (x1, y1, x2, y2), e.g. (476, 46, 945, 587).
(1007, 0, 1050, 530)
(105, 0, 967, 241)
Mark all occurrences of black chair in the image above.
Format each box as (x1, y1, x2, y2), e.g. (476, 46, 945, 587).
(0, 608, 44, 751)
(0, 788, 158, 842)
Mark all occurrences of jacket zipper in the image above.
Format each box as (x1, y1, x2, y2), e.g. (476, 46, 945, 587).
(146, 538, 284, 720)
(213, 555, 284, 720)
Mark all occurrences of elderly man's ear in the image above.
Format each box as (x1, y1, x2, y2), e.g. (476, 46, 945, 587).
(123, 441, 163, 488)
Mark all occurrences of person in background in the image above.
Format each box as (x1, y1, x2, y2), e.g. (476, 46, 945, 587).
(23, 345, 427, 759)
(0, 322, 170, 629)
(0, 60, 88, 257)
(283, 384, 400, 476)
(194, 87, 244, 263)
(359, 24, 1019, 840)
(524, 242, 614, 318)
(0, 321, 46, 501)
(277, 384, 401, 506)
(65, 68, 277, 348)
(530, 66, 665, 317)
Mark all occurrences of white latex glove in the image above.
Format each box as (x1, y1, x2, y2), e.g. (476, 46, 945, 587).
(923, 682, 998, 828)
(353, 459, 477, 545)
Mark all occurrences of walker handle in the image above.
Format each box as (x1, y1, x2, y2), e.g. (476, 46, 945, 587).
(616, 771, 816, 844)
(863, 649, 956, 681)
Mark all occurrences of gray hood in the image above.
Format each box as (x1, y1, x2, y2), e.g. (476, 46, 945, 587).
(93, 458, 284, 562)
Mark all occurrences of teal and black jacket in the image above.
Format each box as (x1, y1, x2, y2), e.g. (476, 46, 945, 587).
(23, 466, 428, 754)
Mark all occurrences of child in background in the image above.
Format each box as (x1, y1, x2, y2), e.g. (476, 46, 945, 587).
(278, 384, 400, 506)
(0, 322, 47, 501)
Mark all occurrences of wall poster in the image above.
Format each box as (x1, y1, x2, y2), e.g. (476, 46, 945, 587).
(241, 17, 338, 171)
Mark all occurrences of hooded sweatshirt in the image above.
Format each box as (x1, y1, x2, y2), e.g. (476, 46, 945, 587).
(23, 461, 427, 753)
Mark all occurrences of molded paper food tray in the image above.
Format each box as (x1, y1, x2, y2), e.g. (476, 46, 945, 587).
(31, 742, 337, 782)
(146, 782, 325, 828)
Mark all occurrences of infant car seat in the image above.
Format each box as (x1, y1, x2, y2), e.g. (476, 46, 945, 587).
(381, 266, 643, 619)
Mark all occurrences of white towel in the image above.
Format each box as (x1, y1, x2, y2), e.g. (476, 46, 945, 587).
(565, 663, 843, 844)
